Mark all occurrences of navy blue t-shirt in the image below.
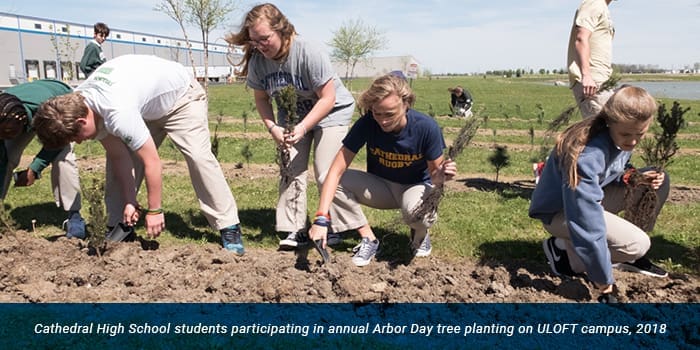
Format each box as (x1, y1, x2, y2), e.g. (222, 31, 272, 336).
(343, 109, 446, 184)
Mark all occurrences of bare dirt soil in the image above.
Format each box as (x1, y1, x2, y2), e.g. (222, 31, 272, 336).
(1, 162, 698, 303)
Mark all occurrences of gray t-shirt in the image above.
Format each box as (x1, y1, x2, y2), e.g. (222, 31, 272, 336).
(247, 36, 354, 128)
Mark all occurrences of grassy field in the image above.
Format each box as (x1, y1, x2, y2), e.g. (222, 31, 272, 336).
(5, 74, 700, 274)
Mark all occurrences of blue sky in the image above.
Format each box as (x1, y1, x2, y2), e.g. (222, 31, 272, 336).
(3, 0, 699, 74)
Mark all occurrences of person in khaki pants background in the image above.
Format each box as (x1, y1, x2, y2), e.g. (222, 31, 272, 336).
(567, 0, 617, 118)
(33, 54, 245, 255)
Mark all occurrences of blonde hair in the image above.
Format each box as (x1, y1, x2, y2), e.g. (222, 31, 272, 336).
(556, 85, 657, 188)
(358, 74, 416, 114)
(33, 93, 88, 149)
(224, 3, 296, 77)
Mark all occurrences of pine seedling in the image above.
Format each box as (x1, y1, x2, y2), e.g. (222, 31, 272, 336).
(275, 85, 299, 185)
(83, 177, 107, 257)
(0, 204, 17, 235)
(624, 101, 689, 231)
(211, 112, 224, 160)
(241, 143, 253, 167)
(410, 117, 480, 223)
(488, 146, 510, 183)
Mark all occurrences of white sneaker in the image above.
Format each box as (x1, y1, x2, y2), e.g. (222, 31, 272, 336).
(279, 232, 300, 249)
(414, 233, 432, 257)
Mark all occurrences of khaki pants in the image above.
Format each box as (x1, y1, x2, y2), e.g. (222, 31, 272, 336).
(328, 170, 437, 247)
(572, 81, 615, 119)
(543, 170, 670, 274)
(275, 125, 347, 232)
(105, 79, 239, 230)
(2, 133, 81, 212)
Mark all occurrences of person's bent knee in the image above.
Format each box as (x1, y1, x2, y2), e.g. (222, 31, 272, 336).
(618, 234, 651, 262)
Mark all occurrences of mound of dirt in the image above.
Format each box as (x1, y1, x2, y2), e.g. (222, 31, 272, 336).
(0, 231, 697, 303)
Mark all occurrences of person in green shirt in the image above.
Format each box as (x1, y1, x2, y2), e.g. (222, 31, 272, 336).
(0, 79, 85, 238)
(79, 22, 109, 77)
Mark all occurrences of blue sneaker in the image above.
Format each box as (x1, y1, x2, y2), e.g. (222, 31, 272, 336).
(63, 211, 86, 239)
(221, 225, 245, 255)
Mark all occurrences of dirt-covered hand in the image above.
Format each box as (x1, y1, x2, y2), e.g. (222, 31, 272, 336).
(145, 212, 165, 238)
(13, 169, 36, 187)
(432, 160, 457, 185)
(284, 124, 306, 146)
(308, 223, 328, 249)
(269, 126, 285, 144)
(442, 159, 457, 182)
(122, 203, 140, 226)
(641, 170, 665, 190)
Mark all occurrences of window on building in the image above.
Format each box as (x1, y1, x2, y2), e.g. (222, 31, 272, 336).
(43, 61, 57, 79)
(142, 37, 147, 42)
(116, 34, 121, 39)
(75, 62, 85, 80)
(25, 60, 40, 80)
(61, 26, 68, 33)
(61, 61, 74, 80)
(34, 23, 42, 30)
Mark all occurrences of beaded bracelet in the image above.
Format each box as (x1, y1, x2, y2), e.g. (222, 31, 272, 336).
(145, 208, 164, 215)
(267, 123, 278, 133)
(313, 215, 329, 227)
(315, 211, 330, 220)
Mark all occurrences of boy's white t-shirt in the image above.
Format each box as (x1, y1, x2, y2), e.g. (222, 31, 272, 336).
(77, 54, 191, 151)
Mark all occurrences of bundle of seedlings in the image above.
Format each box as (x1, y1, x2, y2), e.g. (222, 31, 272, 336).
(275, 85, 299, 185)
(410, 117, 480, 222)
(624, 101, 688, 231)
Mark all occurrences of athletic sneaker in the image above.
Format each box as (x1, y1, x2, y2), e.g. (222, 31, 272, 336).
(616, 257, 668, 278)
(63, 211, 86, 239)
(351, 237, 379, 267)
(221, 225, 245, 256)
(279, 232, 303, 250)
(412, 231, 432, 257)
(542, 237, 577, 277)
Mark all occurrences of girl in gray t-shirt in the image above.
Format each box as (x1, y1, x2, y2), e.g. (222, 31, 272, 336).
(225, 3, 355, 249)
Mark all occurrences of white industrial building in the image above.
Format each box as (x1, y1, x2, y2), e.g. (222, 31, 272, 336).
(332, 55, 421, 80)
(0, 12, 419, 88)
(0, 12, 239, 87)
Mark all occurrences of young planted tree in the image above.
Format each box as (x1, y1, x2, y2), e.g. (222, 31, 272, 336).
(276, 85, 299, 184)
(154, 0, 198, 78)
(410, 117, 480, 222)
(241, 144, 253, 167)
(156, 0, 238, 92)
(48, 24, 80, 80)
(83, 177, 108, 257)
(211, 111, 224, 159)
(624, 101, 689, 231)
(488, 146, 510, 183)
(328, 18, 387, 84)
(185, 0, 238, 93)
(0, 205, 17, 235)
